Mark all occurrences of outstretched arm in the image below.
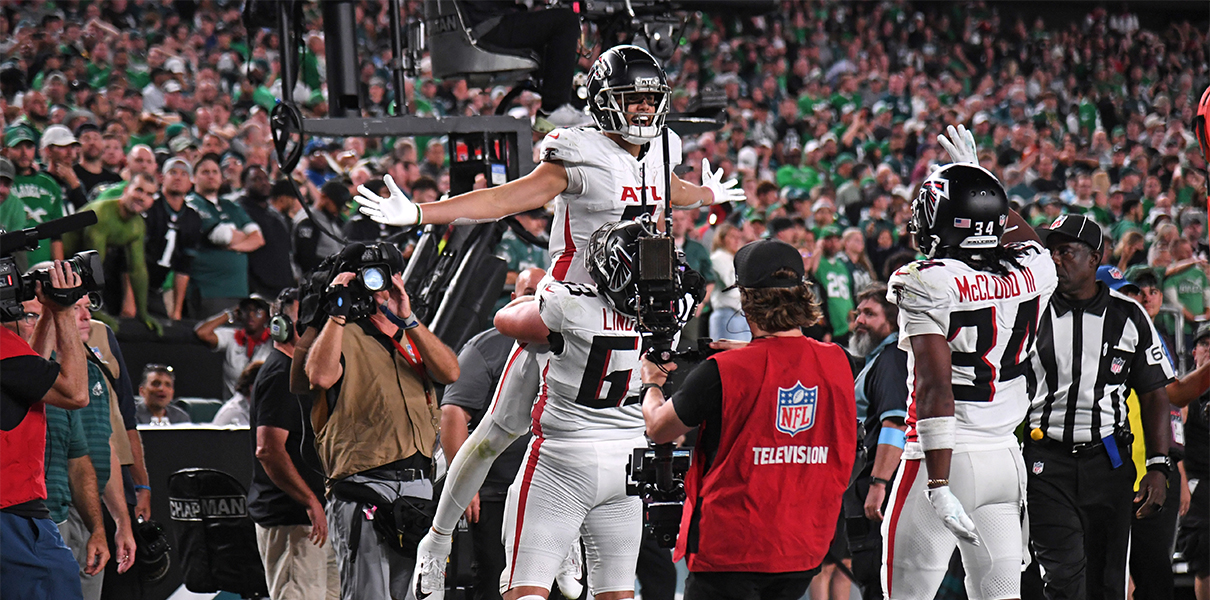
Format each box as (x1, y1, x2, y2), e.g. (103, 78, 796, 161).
(358, 162, 568, 227)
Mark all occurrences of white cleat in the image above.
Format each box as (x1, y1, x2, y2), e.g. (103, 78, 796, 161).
(411, 532, 452, 600)
(554, 542, 584, 599)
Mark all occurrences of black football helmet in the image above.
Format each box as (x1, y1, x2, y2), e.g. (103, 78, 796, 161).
(910, 163, 1009, 258)
(587, 45, 671, 145)
(587, 220, 643, 317)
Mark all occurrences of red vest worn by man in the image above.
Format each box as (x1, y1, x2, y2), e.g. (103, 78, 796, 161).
(675, 335, 856, 572)
(1, 326, 49, 509)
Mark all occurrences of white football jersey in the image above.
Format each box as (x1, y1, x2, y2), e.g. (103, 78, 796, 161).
(538, 127, 682, 284)
(887, 240, 1058, 458)
(532, 280, 644, 440)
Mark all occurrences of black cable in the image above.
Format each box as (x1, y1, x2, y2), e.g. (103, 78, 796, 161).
(270, 101, 348, 246)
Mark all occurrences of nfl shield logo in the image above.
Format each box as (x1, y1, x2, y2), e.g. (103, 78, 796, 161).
(1110, 357, 1125, 374)
(776, 382, 818, 436)
(1033, 461, 1044, 475)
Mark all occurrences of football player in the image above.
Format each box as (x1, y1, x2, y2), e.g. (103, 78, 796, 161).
(375, 45, 733, 600)
(881, 128, 1058, 599)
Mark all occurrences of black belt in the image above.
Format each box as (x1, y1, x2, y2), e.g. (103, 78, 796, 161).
(1033, 435, 1127, 457)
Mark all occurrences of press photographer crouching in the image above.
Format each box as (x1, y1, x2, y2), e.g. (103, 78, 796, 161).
(640, 239, 856, 600)
(303, 241, 459, 600)
(1, 260, 93, 600)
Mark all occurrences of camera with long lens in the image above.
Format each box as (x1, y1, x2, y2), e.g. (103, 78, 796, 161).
(316, 241, 406, 323)
(626, 443, 692, 547)
(630, 221, 707, 364)
(0, 212, 105, 321)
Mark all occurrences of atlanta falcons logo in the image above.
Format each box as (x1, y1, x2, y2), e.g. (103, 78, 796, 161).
(917, 177, 950, 228)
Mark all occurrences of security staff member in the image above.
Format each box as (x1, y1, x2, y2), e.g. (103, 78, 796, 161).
(0, 261, 91, 600)
(641, 239, 857, 600)
(1028, 215, 1175, 600)
(305, 245, 459, 600)
(843, 284, 908, 600)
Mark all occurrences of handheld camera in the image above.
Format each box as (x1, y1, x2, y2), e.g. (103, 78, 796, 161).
(626, 444, 692, 548)
(0, 212, 104, 321)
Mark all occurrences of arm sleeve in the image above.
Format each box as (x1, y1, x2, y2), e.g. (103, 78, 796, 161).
(213, 328, 235, 353)
(0, 356, 60, 408)
(242, 221, 263, 235)
(253, 369, 301, 431)
(670, 359, 723, 428)
(887, 261, 951, 340)
(441, 345, 493, 413)
(66, 411, 88, 459)
(106, 328, 138, 431)
(537, 283, 568, 333)
(869, 348, 909, 422)
(539, 129, 584, 195)
(1128, 305, 1177, 394)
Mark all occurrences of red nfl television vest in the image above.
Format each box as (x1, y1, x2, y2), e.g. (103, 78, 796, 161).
(675, 335, 856, 572)
(1, 327, 48, 509)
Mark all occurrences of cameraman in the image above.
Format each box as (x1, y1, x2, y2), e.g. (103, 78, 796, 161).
(1, 261, 91, 599)
(640, 239, 857, 600)
(305, 245, 459, 600)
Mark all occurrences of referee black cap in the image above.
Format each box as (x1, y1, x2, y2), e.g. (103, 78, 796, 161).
(1038, 214, 1103, 254)
(732, 239, 804, 289)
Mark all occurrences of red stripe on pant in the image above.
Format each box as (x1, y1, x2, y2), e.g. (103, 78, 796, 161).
(884, 458, 920, 598)
(507, 436, 544, 590)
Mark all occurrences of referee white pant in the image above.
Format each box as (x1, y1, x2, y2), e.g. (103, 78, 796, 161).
(881, 447, 1028, 600)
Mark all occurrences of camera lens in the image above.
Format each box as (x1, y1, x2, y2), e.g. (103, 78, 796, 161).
(361, 266, 386, 291)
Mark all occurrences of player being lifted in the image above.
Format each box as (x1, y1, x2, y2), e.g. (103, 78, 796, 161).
(355, 45, 743, 599)
(882, 127, 1057, 600)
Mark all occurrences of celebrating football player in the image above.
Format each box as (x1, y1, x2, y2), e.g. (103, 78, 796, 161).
(881, 126, 1058, 599)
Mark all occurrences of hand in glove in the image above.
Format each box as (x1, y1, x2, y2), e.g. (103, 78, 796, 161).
(926, 486, 980, 545)
(357, 175, 421, 227)
(937, 124, 978, 165)
(701, 158, 746, 204)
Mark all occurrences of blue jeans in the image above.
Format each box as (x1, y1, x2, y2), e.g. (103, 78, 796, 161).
(0, 511, 84, 600)
(709, 307, 751, 342)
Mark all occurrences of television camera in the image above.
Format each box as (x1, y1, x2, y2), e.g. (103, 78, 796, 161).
(0, 212, 104, 321)
(626, 444, 692, 548)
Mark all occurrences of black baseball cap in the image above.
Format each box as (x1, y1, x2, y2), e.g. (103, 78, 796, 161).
(1195, 323, 1210, 346)
(1037, 214, 1103, 254)
(730, 239, 804, 289)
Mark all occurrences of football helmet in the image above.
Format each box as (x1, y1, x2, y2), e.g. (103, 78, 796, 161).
(587, 45, 671, 145)
(587, 220, 643, 317)
(1195, 85, 1210, 163)
(910, 163, 1009, 258)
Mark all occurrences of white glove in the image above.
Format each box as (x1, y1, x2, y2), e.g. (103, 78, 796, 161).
(926, 486, 980, 546)
(356, 174, 421, 227)
(937, 124, 978, 165)
(701, 158, 746, 205)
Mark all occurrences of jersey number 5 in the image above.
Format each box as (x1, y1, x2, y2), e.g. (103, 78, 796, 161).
(947, 297, 1040, 402)
(575, 336, 639, 409)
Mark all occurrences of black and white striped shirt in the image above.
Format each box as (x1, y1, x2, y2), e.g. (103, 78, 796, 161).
(1028, 284, 1175, 444)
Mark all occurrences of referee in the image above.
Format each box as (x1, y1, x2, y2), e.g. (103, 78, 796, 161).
(1027, 214, 1175, 600)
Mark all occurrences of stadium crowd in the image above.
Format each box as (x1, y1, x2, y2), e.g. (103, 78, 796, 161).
(1, 0, 1208, 599)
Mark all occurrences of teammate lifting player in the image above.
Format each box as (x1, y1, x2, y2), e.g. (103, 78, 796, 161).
(882, 127, 1058, 600)
(355, 45, 742, 600)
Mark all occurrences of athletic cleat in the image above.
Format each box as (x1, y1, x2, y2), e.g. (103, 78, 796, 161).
(411, 532, 452, 600)
(555, 542, 584, 599)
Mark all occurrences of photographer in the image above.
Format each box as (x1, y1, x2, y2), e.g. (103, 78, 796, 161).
(1, 261, 91, 599)
(304, 243, 458, 600)
(640, 239, 856, 600)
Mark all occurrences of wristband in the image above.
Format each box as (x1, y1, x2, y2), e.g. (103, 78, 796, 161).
(916, 416, 956, 452)
(878, 426, 907, 449)
(379, 304, 420, 329)
(134, 485, 151, 493)
(927, 478, 949, 488)
(641, 383, 663, 397)
(416, 205, 424, 226)
(870, 477, 891, 487)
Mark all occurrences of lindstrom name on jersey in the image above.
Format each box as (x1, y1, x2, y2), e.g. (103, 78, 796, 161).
(533, 280, 645, 441)
(887, 240, 1058, 459)
(538, 126, 682, 285)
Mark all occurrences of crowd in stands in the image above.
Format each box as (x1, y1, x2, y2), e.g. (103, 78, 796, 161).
(2, 1, 1207, 358)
